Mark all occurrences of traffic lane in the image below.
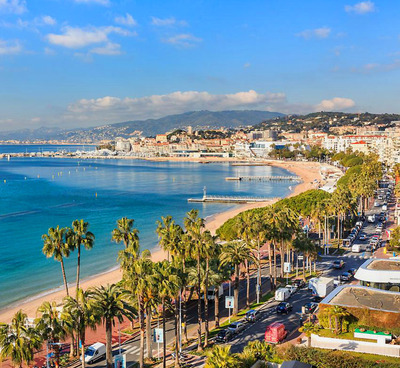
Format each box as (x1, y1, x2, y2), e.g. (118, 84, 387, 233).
(228, 289, 311, 354)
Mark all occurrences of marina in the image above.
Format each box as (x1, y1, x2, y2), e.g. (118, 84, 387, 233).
(225, 175, 301, 181)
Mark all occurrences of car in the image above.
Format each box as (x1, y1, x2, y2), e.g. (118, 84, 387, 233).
(302, 302, 318, 314)
(348, 268, 357, 276)
(82, 343, 106, 364)
(341, 272, 352, 281)
(374, 201, 380, 207)
(227, 321, 245, 334)
(311, 295, 323, 303)
(333, 260, 345, 269)
(285, 284, 297, 295)
(276, 302, 293, 314)
(292, 279, 306, 289)
(215, 329, 233, 343)
(245, 309, 260, 323)
(358, 234, 367, 241)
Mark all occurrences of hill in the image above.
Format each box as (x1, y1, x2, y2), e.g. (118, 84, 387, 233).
(0, 110, 284, 142)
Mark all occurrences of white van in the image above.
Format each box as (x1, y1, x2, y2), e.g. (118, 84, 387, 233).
(352, 244, 362, 253)
(275, 287, 290, 301)
(82, 342, 106, 364)
(382, 204, 388, 211)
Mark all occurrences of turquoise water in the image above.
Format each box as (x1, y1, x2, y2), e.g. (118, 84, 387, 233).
(0, 155, 294, 310)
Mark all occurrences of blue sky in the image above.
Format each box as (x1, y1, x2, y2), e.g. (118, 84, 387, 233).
(0, 0, 399, 130)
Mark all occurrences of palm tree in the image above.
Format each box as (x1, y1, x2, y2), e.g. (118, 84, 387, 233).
(292, 234, 315, 281)
(91, 284, 136, 368)
(184, 209, 205, 351)
(63, 289, 99, 368)
(112, 217, 139, 253)
(299, 322, 320, 347)
(329, 305, 350, 334)
(205, 345, 237, 368)
(42, 226, 71, 296)
(152, 261, 179, 368)
(0, 310, 42, 368)
(156, 216, 184, 261)
(67, 219, 95, 292)
(35, 301, 67, 368)
(122, 250, 153, 368)
(219, 241, 254, 316)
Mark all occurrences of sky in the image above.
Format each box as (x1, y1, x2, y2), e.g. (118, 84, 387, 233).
(0, 0, 399, 130)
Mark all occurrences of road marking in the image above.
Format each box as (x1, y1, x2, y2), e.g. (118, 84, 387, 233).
(126, 346, 140, 355)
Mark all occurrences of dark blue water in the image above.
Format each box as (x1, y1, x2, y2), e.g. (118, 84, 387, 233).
(0, 156, 294, 309)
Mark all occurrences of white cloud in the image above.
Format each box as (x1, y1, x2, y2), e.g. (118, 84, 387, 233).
(115, 13, 137, 27)
(66, 90, 286, 122)
(44, 47, 55, 55)
(162, 33, 202, 48)
(40, 15, 56, 26)
(90, 42, 121, 55)
(0, 0, 26, 14)
(243, 62, 251, 69)
(296, 27, 331, 39)
(345, 1, 375, 14)
(73, 0, 110, 5)
(151, 16, 187, 27)
(47, 26, 134, 49)
(315, 97, 355, 111)
(350, 60, 400, 73)
(0, 39, 21, 55)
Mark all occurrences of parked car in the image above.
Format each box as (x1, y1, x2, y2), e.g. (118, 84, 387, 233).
(348, 268, 357, 276)
(227, 321, 245, 334)
(215, 329, 233, 343)
(358, 234, 367, 241)
(333, 260, 345, 269)
(341, 272, 352, 281)
(245, 309, 260, 323)
(285, 284, 297, 295)
(292, 279, 306, 289)
(276, 302, 293, 314)
(311, 295, 323, 303)
(302, 302, 318, 314)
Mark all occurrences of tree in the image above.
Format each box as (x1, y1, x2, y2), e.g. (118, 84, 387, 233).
(35, 301, 67, 368)
(184, 209, 205, 351)
(292, 234, 315, 281)
(63, 289, 99, 368)
(299, 322, 320, 347)
(67, 219, 95, 292)
(91, 284, 136, 368)
(205, 345, 237, 368)
(112, 217, 139, 253)
(328, 305, 350, 334)
(152, 261, 180, 368)
(42, 226, 71, 296)
(219, 241, 254, 315)
(156, 216, 183, 262)
(0, 311, 41, 368)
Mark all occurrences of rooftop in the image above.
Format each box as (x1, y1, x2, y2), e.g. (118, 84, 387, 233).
(367, 259, 400, 271)
(322, 285, 400, 313)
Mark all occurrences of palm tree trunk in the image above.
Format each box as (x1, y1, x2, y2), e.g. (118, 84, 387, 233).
(214, 287, 220, 328)
(245, 259, 250, 308)
(80, 333, 86, 368)
(197, 256, 203, 352)
(70, 332, 75, 359)
(174, 295, 180, 368)
(76, 244, 81, 292)
(280, 241, 284, 279)
(233, 264, 239, 315)
(146, 307, 152, 359)
(204, 261, 210, 347)
(139, 295, 144, 368)
(60, 258, 69, 296)
(302, 257, 306, 281)
(106, 319, 113, 368)
(182, 259, 188, 344)
(307, 336, 311, 348)
(257, 240, 261, 298)
(273, 244, 277, 290)
(162, 298, 167, 368)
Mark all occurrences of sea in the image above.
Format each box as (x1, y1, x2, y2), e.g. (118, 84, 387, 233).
(0, 145, 295, 310)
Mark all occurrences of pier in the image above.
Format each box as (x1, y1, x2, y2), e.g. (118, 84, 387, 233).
(225, 175, 301, 182)
(188, 187, 279, 203)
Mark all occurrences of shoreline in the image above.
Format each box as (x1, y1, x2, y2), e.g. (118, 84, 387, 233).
(0, 159, 324, 323)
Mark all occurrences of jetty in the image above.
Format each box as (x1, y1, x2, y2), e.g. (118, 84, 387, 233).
(188, 187, 278, 203)
(225, 175, 301, 182)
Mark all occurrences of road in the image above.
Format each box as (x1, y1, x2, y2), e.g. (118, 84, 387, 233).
(90, 201, 390, 366)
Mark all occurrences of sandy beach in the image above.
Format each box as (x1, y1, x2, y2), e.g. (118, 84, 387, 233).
(0, 160, 323, 323)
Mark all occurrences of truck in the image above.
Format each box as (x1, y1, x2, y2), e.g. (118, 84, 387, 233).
(206, 284, 224, 300)
(308, 277, 335, 298)
(264, 322, 287, 343)
(275, 287, 291, 301)
(367, 214, 376, 223)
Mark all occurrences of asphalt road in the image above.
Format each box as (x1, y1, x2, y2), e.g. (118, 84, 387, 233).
(89, 201, 391, 366)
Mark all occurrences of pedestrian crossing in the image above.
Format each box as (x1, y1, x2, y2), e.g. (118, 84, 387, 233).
(124, 345, 147, 356)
